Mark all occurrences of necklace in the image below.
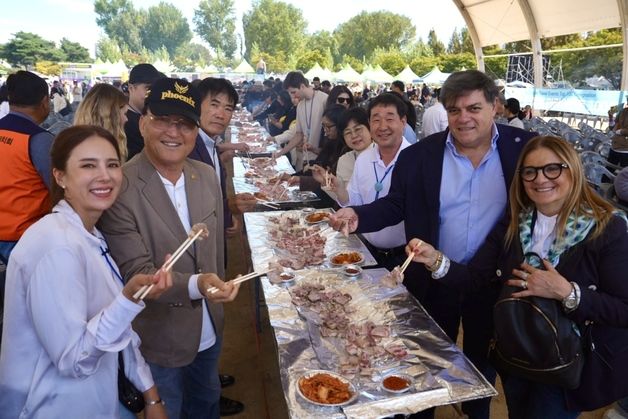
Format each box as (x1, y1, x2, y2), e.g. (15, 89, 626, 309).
(372, 161, 395, 200)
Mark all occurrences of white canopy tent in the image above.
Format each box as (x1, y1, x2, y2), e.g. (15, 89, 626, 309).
(421, 67, 451, 86)
(334, 64, 363, 83)
(304, 63, 327, 81)
(233, 60, 255, 74)
(394, 66, 423, 84)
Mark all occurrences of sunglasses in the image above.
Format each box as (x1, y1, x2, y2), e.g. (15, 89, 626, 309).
(519, 163, 569, 182)
(148, 115, 197, 135)
(336, 97, 351, 104)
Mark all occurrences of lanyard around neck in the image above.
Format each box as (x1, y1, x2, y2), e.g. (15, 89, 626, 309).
(304, 90, 315, 135)
(372, 161, 395, 200)
(100, 245, 124, 285)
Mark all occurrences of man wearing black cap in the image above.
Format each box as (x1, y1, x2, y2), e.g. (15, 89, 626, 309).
(125, 63, 165, 160)
(100, 78, 240, 419)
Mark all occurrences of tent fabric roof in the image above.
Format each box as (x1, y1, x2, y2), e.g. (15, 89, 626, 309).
(394, 66, 422, 84)
(456, 0, 621, 47)
(233, 60, 255, 73)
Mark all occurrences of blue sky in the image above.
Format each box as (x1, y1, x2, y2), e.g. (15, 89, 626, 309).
(0, 0, 467, 57)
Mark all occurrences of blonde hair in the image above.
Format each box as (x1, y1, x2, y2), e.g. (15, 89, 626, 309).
(74, 84, 129, 161)
(505, 136, 615, 247)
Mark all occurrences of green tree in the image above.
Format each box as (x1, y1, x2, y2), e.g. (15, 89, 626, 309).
(251, 50, 290, 73)
(34, 61, 62, 76)
(96, 37, 122, 62)
(306, 30, 339, 64)
(142, 2, 192, 58)
(555, 28, 622, 87)
(409, 55, 441, 77)
(460, 28, 474, 54)
(447, 28, 463, 54)
(295, 49, 332, 72)
(94, 0, 146, 52)
(60, 38, 92, 62)
(194, 0, 237, 58)
(440, 53, 476, 73)
(0, 32, 63, 67)
(427, 29, 445, 56)
(482, 45, 508, 80)
(339, 55, 363, 73)
(371, 48, 406, 76)
(242, 0, 307, 61)
(334, 11, 415, 61)
(173, 43, 213, 71)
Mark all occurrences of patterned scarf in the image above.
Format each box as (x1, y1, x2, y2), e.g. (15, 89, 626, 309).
(519, 208, 596, 268)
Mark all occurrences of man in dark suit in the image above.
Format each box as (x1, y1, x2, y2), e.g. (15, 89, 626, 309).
(100, 78, 240, 419)
(188, 77, 256, 416)
(330, 70, 537, 419)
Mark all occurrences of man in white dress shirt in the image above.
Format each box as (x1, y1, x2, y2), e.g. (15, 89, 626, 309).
(343, 93, 410, 270)
(421, 88, 448, 138)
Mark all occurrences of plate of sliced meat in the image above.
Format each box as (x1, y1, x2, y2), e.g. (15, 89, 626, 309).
(297, 370, 357, 406)
(330, 251, 364, 266)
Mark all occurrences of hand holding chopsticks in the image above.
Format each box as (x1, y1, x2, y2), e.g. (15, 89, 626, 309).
(205, 269, 272, 294)
(399, 240, 423, 274)
(132, 223, 209, 300)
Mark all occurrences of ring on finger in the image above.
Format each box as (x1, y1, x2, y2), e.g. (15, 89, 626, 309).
(521, 280, 528, 289)
(521, 272, 529, 280)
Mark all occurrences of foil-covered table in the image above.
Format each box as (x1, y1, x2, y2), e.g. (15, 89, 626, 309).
(243, 209, 378, 270)
(233, 178, 320, 210)
(233, 155, 295, 178)
(261, 268, 497, 418)
(229, 125, 278, 156)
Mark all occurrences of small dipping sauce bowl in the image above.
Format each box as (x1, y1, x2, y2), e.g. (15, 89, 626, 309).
(381, 374, 413, 394)
(343, 264, 362, 279)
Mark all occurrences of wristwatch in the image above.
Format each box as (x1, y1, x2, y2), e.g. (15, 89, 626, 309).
(562, 282, 580, 312)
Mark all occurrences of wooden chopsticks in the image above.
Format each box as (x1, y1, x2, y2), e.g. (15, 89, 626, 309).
(206, 269, 271, 294)
(399, 240, 423, 274)
(133, 224, 208, 300)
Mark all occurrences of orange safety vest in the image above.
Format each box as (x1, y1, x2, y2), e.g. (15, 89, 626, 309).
(0, 120, 50, 241)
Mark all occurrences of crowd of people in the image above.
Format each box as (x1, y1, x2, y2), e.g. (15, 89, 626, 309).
(0, 64, 626, 419)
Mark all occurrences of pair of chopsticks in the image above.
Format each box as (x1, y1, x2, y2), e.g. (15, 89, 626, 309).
(206, 269, 271, 294)
(398, 240, 423, 274)
(132, 228, 206, 300)
(257, 199, 280, 209)
(303, 226, 331, 240)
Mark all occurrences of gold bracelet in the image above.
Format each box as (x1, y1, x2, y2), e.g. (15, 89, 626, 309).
(145, 398, 164, 406)
(427, 252, 443, 272)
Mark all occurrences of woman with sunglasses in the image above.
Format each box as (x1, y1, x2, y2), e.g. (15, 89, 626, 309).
(405, 136, 628, 418)
(326, 85, 355, 110)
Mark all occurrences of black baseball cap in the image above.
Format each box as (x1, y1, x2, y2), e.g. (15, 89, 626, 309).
(129, 63, 165, 85)
(145, 78, 201, 126)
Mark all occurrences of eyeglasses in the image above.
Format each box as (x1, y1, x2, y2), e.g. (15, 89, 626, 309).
(519, 163, 569, 182)
(322, 123, 336, 130)
(148, 115, 197, 135)
(342, 125, 366, 137)
(336, 97, 351, 104)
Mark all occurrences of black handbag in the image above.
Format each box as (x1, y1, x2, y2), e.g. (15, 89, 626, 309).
(489, 282, 585, 389)
(118, 352, 145, 413)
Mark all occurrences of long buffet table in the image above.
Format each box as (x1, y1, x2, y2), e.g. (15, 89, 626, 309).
(230, 110, 496, 418)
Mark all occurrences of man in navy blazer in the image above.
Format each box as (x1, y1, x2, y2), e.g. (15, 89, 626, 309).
(331, 70, 537, 419)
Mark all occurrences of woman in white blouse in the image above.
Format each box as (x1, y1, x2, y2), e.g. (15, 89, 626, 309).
(0, 125, 171, 418)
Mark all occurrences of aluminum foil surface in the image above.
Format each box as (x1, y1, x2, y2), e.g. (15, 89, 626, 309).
(229, 125, 278, 156)
(233, 155, 295, 178)
(233, 178, 319, 208)
(243, 209, 377, 271)
(261, 268, 497, 418)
